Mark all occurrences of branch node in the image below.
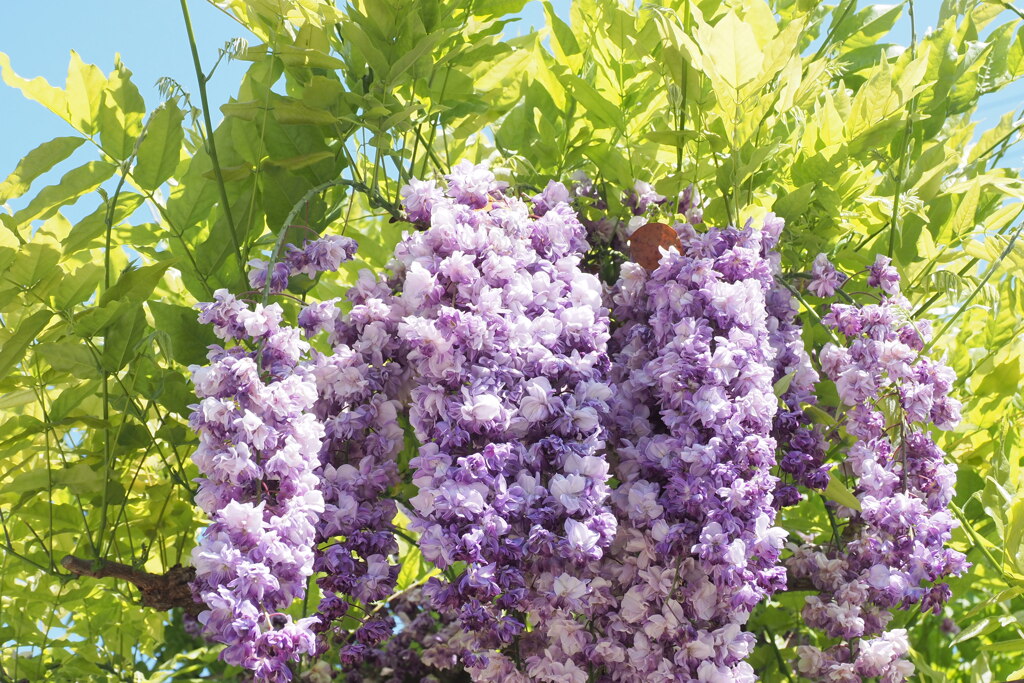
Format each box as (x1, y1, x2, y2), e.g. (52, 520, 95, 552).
(61, 555, 200, 614)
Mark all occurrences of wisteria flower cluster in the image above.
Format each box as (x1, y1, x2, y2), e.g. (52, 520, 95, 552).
(585, 216, 788, 682)
(764, 231, 830, 503)
(186, 163, 967, 683)
(189, 233, 382, 681)
(247, 234, 358, 295)
(306, 267, 409, 660)
(396, 162, 616, 674)
(188, 291, 325, 682)
(789, 254, 968, 681)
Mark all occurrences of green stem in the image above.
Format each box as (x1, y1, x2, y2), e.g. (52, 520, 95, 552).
(1000, 1, 1024, 22)
(925, 220, 1024, 352)
(179, 0, 245, 281)
(764, 627, 795, 683)
(887, 0, 917, 259)
(950, 501, 1003, 576)
(812, 0, 857, 62)
(96, 161, 130, 556)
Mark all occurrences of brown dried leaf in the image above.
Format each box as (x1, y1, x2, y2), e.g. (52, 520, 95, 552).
(629, 222, 682, 272)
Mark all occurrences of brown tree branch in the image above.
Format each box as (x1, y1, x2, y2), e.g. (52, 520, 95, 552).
(61, 555, 200, 614)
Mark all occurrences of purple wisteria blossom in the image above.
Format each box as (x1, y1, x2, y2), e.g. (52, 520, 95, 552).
(586, 216, 787, 681)
(677, 184, 704, 225)
(247, 235, 358, 294)
(868, 254, 901, 296)
(189, 291, 325, 682)
(306, 268, 411, 660)
(623, 179, 666, 216)
(787, 266, 968, 681)
(191, 235, 366, 681)
(808, 253, 844, 298)
(394, 162, 616, 673)
(187, 164, 969, 682)
(763, 217, 830, 502)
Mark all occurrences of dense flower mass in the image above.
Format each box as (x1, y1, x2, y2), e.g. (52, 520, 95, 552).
(303, 267, 410, 659)
(186, 164, 968, 683)
(396, 163, 616, 672)
(787, 257, 968, 681)
(189, 291, 325, 682)
(589, 216, 788, 681)
(765, 235, 829, 502)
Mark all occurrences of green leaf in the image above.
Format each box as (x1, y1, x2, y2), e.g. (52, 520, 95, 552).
(5, 242, 60, 288)
(265, 150, 334, 171)
(10, 161, 117, 226)
(804, 405, 836, 427)
(53, 263, 104, 308)
(65, 51, 107, 136)
(337, 22, 390, 76)
(949, 181, 981, 239)
(100, 304, 148, 372)
(977, 357, 1021, 397)
(982, 638, 1024, 653)
(148, 301, 218, 366)
(0, 389, 35, 411)
(100, 261, 175, 307)
(35, 342, 101, 379)
(239, 43, 345, 70)
(0, 468, 50, 496)
(387, 31, 442, 82)
(133, 100, 185, 191)
(559, 74, 623, 130)
(98, 60, 146, 161)
(543, 0, 581, 61)
(62, 192, 145, 254)
(0, 136, 86, 204)
(53, 463, 103, 497)
(395, 545, 424, 592)
(773, 372, 795, 397)
(0, 309, 52, 376)
(0, 52, 68, 122)
(823, 472, 862, 511)
(49, 380, 101, 422)
(701, 12, 764, 90)
(271, 99, 338, 126)
(646, 130, 702, 147)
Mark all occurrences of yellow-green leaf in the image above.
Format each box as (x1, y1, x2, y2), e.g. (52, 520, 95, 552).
(0, 309, 53, 376)
(10, 160, 117, 226)
(701, 12, 764, 90)
(0, 136, 85, 204)
(133, 101, 185, 191)
(65, 51, 107, 135)
(823, 472, 862, 511)
(0, 52, 68, 122)
(99, 60, 146, 161)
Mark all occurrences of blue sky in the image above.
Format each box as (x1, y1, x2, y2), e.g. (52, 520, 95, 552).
(1, 2, 1022, 186)
(0, 1, 252, 172)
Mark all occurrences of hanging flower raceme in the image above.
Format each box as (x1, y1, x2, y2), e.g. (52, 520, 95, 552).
(588, 216, 787, 682)
(189, 232, 365, 681)
(787, 255, 968, 681)
(188, 291, 325, 682)
(395, 162, 616, 675)
(247, 235, 358, 294)
(182, 165, 971, 682)
(306, 268, 410, 662)
(762, 222, 830, 505)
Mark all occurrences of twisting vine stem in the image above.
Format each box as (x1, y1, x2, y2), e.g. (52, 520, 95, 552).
(179, 0, 246, 282)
